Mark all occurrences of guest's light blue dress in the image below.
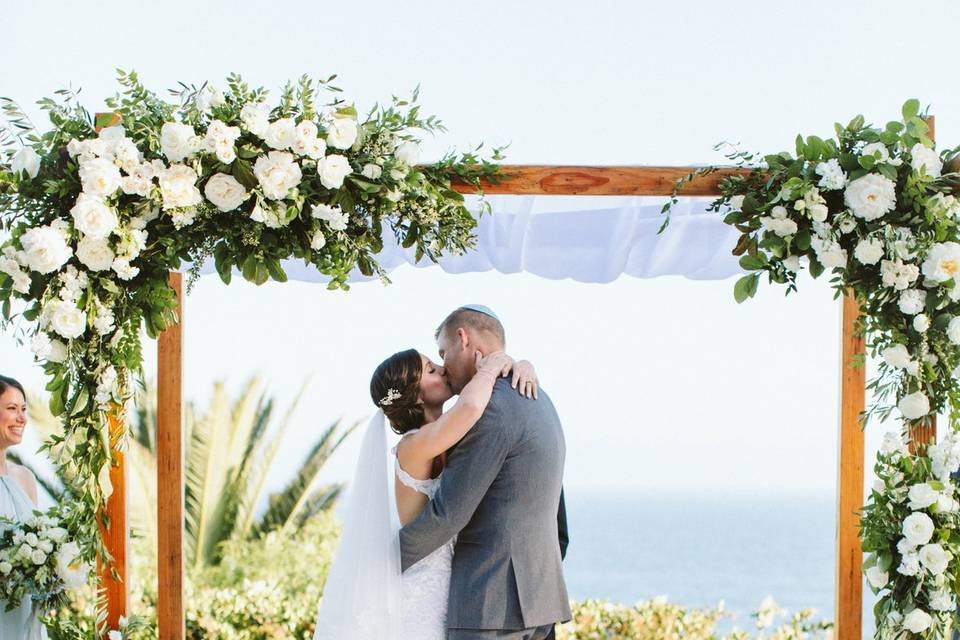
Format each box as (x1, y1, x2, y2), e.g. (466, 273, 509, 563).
(0, 473, 48, 639)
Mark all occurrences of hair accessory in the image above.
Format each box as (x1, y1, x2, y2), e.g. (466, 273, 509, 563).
(379, 388, 401, 407)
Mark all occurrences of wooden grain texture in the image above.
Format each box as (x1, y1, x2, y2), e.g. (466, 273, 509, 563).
(94, 112, 128, 631)
(835, 292, 865, 640)
(157, 272, 185, 640)
(97, 406, 128, 630)
(450, 165, 752, 196)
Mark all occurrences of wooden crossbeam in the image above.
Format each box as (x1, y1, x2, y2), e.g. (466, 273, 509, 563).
(451, 165, 752, 196)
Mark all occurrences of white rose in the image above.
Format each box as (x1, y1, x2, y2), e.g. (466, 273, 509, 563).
(49, 300, 86, 340)
(844, 174, 897, 221)
(899, 392, 931, 421)
(253, 152, 302, 200)
(817, 242, 848, 269)
(395, 141, 421, 166)
(76, 236, 115, 271)
(807, 203, 829, 222)
(929, 589, 954, 612)
(865, 566, 888, 590)
(203, 173, 248, 212)
(815, 158, 847, 190)
(326, 118, 358, 150)
(0, 561, 11, 574)
(914, 314, 931, 332)
(112, 258, 139, 281)
(78, 157, 122, 197)
(782, 255, 802, 272)
(311, 203, 349, 231)
(55, 542, 89, 590)
(265, 118, 297, 150)
(882, 344, 912, 369)
(159, 122, 198, 163)
(911, 143, 943, 178)
(47, 340, 68, 363)
(922, 241, 960, 283)
(292, 121, 319, 157)
(902, 609, 933, 633)
(898, 289, 926, 315)
(728, 194, 745, 210)
(305, 137, 327, 160)
(11, 147, 41, 179)
(918, 543, 951, 575)
(862, 142, 891, 163)
(20, 224, 72, 273)
(949, 317, 960, 344)
(240, 103, 270, 137)
(361, 163, 383, 180)
(935, 492, 959, 513)
(31, 549, 47, 565)
(70, 193, 119, 239)
(854, 238, 884, 265)
(908, 483, 940, 510)
(158, 164, 202, 210)
(316, 154, 353, 189)
(310, 229, 327, 251)
(108, 632, 122, 640)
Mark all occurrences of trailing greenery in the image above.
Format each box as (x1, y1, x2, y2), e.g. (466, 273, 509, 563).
(0, 70, 500, 627)
(663, 100, 960, 637)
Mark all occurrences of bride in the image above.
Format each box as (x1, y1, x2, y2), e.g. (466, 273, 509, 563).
(314, 347, 537, 639)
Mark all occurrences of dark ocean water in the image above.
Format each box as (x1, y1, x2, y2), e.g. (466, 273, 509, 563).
(562, 488, 874, 633)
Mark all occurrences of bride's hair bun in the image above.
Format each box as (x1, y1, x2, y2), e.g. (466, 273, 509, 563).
(369, 349, 426, 434)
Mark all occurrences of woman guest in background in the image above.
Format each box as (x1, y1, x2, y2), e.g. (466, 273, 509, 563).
(0, 374, 48, 639)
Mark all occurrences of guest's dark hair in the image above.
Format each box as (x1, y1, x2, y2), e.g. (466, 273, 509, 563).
(370, 349, 426, 435)
(0, 375, 25, 400)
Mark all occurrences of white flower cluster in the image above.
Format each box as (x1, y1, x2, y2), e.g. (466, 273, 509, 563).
(866, 433, 960, 632)
(0, 510, 90, 608)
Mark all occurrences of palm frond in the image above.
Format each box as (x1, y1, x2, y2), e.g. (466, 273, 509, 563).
(255, 418, 357, 536)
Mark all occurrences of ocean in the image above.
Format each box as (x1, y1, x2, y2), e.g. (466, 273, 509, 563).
(562, 488, 875, 633)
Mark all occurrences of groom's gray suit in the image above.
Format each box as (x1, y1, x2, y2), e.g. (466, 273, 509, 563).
(400, 377, 571, 639)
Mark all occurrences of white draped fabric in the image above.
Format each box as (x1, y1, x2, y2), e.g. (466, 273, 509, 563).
(197, 196, 744, 284)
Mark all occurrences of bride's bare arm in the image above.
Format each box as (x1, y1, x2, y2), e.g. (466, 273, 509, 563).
(398, 351, 512, 463)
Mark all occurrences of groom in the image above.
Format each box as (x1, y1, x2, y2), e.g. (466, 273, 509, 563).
(400, 305, 571, 640)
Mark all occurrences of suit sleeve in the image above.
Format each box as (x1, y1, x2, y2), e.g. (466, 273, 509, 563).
(557, 487, 569, 560)
(399, 396, 511, 572)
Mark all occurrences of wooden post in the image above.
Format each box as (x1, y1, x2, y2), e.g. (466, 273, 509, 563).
(157, 272, 185, 640)
(94, 113, 127, 633)
(97, 407, 128, 630)
(835, 292, 865, 640)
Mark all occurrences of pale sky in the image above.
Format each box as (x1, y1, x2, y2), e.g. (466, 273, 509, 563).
(4, 0, 960, 496)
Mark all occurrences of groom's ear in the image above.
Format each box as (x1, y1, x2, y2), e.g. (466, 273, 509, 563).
(456, 327, 470, 350)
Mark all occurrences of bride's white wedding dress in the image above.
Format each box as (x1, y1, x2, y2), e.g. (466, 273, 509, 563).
(313, 412, 454, 640)
(393, 430, 454, 640)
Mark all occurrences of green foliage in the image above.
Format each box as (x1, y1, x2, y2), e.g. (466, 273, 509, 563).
(0, 71, 499, 624)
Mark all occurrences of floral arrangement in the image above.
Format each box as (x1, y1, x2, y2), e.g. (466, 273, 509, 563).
(664, 99, 960, 636)
(0, 504, 90, 613)
(0, 70, 500, 602)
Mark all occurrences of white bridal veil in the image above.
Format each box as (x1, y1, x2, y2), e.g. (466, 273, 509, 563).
(314, 410, 403, 639)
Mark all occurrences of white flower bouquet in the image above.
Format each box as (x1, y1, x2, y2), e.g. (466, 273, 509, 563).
(0, 504, 91, 613)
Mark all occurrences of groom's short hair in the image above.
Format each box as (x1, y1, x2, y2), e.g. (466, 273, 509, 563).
(436, 307, 506, 346)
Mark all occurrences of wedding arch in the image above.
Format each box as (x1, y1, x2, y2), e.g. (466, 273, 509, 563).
(1, 75, 955, 639)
